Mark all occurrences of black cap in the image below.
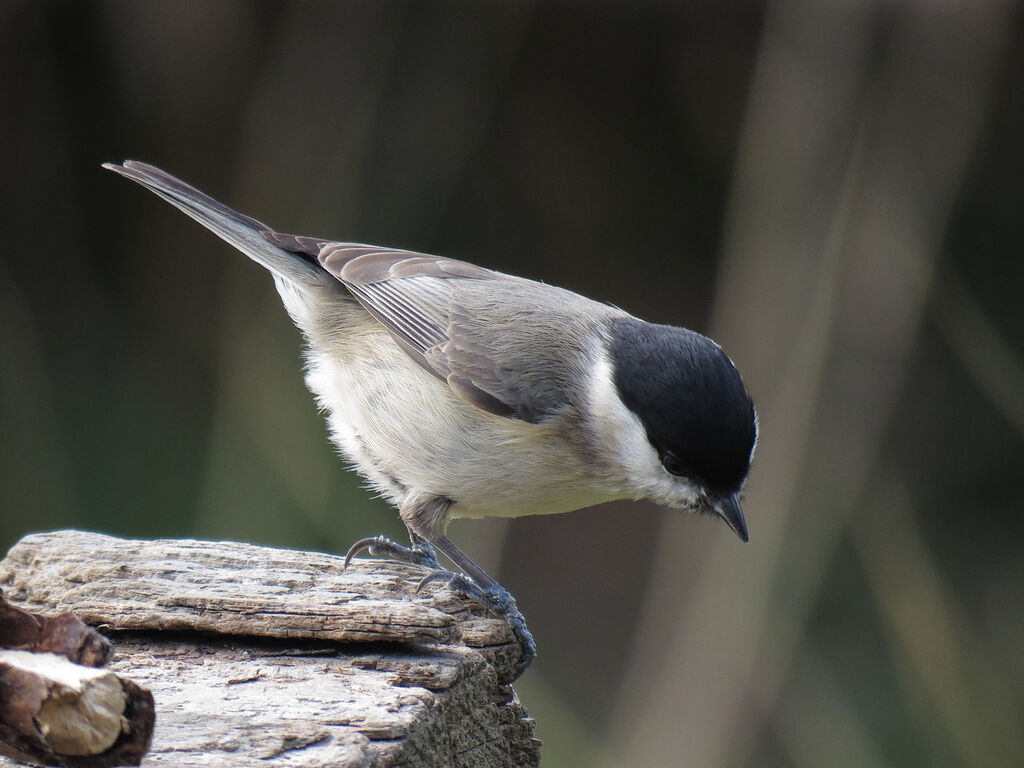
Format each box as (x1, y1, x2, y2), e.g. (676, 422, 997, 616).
(606, 317, 756, 497)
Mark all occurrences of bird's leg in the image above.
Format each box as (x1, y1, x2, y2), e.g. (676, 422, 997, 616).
(418, 535, 536, 679)
(346, 496, 536, 677)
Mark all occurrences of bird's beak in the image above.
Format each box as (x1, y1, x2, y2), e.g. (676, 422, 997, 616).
(713, 493, 749, 542)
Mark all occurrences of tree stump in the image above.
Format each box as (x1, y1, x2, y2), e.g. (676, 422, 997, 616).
(0, 531, 540, 767)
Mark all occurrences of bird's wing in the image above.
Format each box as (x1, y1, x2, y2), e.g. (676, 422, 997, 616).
(264, 232, 607, 422)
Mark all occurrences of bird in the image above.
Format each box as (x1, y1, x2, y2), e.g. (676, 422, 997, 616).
(103, 160, 757, 678)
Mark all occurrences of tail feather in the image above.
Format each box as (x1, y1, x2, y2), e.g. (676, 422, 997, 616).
(103, 160, 329, 287)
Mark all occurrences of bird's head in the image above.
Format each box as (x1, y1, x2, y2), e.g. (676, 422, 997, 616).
(589, 318, 757, 540)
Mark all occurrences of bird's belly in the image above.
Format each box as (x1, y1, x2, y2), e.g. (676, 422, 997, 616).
(304, 331, 614, 519)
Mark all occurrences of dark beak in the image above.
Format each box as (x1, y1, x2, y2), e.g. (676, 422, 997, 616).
(713, 493, 749, 542)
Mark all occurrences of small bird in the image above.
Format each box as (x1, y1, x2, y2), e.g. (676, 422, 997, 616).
(104, 161, 757, 677)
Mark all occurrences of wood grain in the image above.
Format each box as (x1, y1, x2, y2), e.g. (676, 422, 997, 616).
(0, 531, 539, 767)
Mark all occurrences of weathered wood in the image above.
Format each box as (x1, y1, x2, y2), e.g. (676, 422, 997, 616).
(0, 592, 152, 767)
(0, 592, 111, 668)
(0, 650, 154, 767)
(0, 531, 540, 767)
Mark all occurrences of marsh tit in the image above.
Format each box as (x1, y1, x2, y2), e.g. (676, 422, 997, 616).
(104, 161, 757, 677)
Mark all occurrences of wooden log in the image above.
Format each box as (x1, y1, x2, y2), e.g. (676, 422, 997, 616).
(0, 531, 540, 767)
(0, 650, 154, 767)
(0, 590, 153, 767)
(0, 595, 111, 667)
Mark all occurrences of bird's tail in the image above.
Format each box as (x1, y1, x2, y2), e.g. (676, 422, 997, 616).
(103, 160, 329, 288)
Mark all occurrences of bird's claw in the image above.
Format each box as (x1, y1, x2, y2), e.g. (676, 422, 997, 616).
(346, 534, 536, 679)
(416, 568, 469, 593)
(417, 569, 536, 680)
(343, 535, 441, 570)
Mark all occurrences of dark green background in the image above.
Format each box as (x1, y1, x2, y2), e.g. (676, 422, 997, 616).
(2, 2, 1022, 766)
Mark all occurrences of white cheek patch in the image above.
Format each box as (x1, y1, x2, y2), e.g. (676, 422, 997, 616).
(588, 352, 659, 478)
(750, 405, 760, 461)
(587, 344, 703, 510)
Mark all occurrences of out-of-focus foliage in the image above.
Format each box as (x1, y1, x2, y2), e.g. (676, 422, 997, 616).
(1, 2, 1021, 766)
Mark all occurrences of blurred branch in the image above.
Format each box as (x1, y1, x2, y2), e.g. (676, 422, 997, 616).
(0, 269, 81, 533)
(772, 646, 886, 768)
(932, 269, 1024, 439)
(853, 483, 1024, 767)
(609, 1, 1012, 766)
(610, 0, 876, 760)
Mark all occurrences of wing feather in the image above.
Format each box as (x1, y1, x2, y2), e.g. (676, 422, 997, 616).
(267, 233, 616, 422)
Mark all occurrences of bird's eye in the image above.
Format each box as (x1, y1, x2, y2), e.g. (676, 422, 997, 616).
(660, 451, 688, 477)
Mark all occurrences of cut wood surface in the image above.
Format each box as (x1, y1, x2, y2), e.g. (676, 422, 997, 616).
(0, 649, 154, 767)
(0, 531, 539, 767)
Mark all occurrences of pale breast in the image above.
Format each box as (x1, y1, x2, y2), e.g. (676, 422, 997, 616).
(302, 320, 615, 521)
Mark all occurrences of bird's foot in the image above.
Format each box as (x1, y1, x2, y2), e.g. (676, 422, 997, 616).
(344, 533, 536, 679)
(343, 534, 442, 571)
(418, 570, 536, 680)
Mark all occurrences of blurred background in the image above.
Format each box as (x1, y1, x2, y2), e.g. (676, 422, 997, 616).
(2, 1, 1022, 766)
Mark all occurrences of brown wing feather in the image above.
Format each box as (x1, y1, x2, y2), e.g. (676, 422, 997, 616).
(317, 241, 522, 418)
(261, 233, 595, 423)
